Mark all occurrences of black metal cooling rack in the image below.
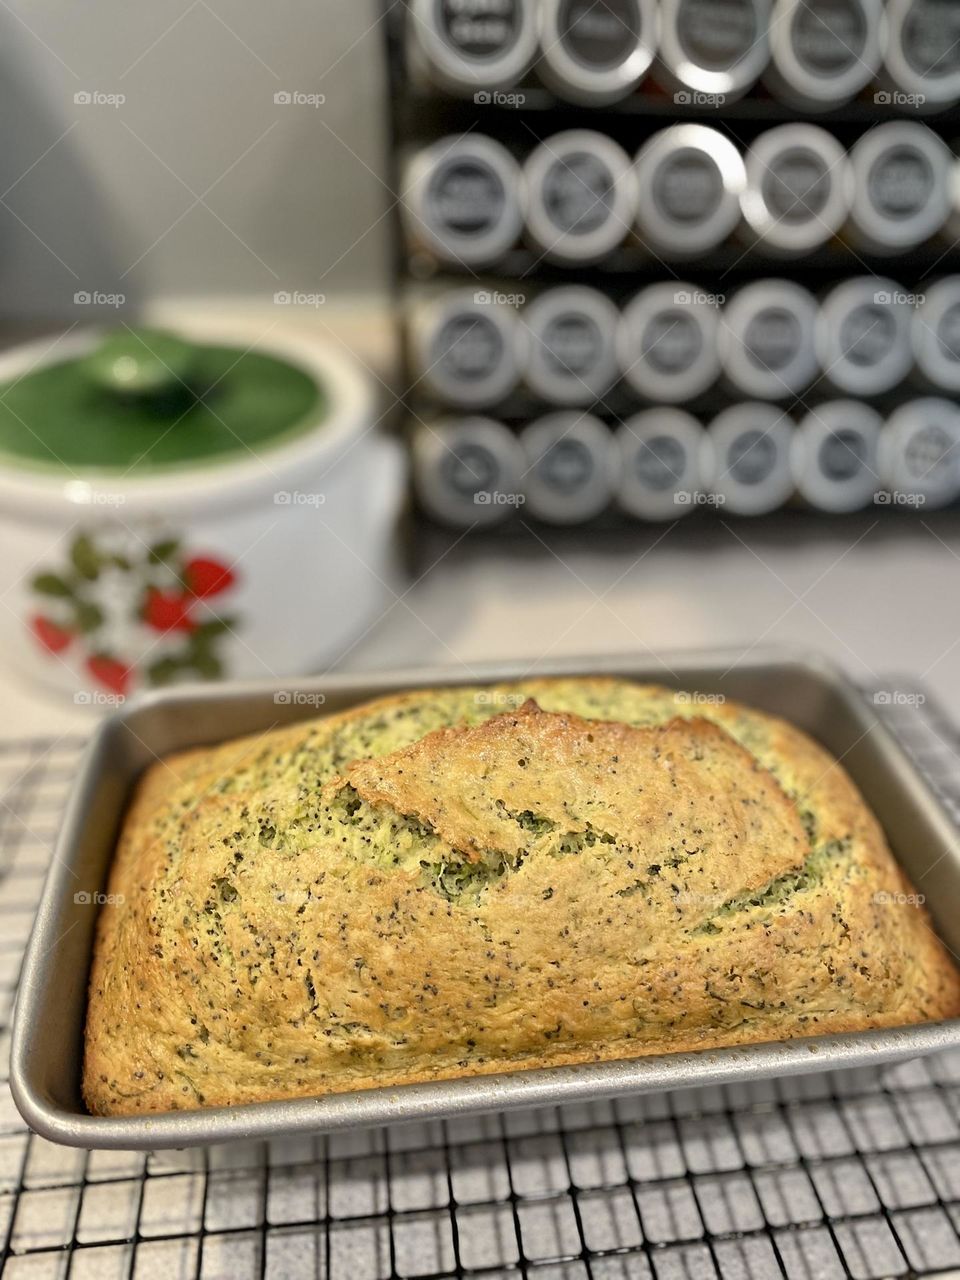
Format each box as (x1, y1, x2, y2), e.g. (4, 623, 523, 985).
(2, 692, 960, 1278)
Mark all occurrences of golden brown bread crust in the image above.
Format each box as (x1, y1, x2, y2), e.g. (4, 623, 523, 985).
(84, 678, 960, 1115)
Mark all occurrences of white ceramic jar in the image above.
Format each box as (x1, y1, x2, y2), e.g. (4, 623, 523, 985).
(0, 313, 403, 703)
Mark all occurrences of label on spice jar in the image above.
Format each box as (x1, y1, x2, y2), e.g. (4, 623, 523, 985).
(427, 159, 508, 238)
(436, 0, 520, 59)
(557, 0, 641, 69)
(676, 0, 759, 71)
(791, 0, 867, 76)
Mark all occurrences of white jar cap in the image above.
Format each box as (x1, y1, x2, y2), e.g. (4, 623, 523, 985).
(523, 130, 636, 263)
(615, 408, 705, 518)
(657, 0, 772, 99)
(409, 289, 526, 408)
(815, 277, 914, 397)
(766, 0, 885, 110)
(413, 417, 524, 526)
(634, 125, 745, 257)
(848, 122, 954, 253)
(704, 403, 796, 515)
(884, 0, 960, 110)
(617, 282, 721, 401)
(522, 286, 620, 405)
(409, 0, 540, 93)
(520, 411, 616, 522)
(912, 277, 960, 394)
(791, 400, 884, 512)
(718, 280, 820, 399)
(742, 124, 853, 254)
(402, 135, 525, 267)
(878, 398, 960, 509)
(537, 0, 659, 103)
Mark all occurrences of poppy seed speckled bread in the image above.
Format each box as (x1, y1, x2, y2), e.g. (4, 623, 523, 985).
(84, 678, 960, 1115)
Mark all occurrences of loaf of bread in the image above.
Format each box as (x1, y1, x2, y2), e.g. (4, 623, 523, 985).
(84, 678, 960, 1115)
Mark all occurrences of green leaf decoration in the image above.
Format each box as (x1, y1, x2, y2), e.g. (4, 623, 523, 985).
(191, 616, 234, 640)
(31, 572, 74, 598)
(190, 650, 223, 679)
(70, 534, 100, 581)
(148, 539, 180, 565)
(74, 601, 105, 633)
(110, 554, 132, 571)
(147, 656, 183, 686)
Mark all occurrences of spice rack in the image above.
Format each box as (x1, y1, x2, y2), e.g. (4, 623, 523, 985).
(383, 0, 960, 531)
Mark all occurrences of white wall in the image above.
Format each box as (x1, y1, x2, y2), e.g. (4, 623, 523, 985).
(0, 0, 394, 322)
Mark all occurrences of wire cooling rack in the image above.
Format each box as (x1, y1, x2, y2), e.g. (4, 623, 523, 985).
(2, 692, 960, 1280)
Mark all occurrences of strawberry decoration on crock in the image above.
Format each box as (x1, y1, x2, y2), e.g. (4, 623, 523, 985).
(85, 655, 133, 697)
(28, 532, 240, 695)
(183, 556, 235, 599)
(29, 615, 74, 654)
(143, 587, 197, 633)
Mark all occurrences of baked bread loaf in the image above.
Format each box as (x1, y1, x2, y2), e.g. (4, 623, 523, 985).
(84, 678, 960, 1115)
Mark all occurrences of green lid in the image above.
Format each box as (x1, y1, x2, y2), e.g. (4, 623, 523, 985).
(0, 328, 324, 474)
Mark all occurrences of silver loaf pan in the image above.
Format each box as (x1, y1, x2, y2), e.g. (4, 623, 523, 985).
(11, 648, 960, 1149)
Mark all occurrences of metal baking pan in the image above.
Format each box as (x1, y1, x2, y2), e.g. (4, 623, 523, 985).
(11, 648, 960, 1149)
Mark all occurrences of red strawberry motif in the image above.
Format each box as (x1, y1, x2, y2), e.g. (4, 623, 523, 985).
(144, 587, 196, 633)
(184, 556, 235, 599)
(86, 654, 132, 697)
(30, 615, 73, 654)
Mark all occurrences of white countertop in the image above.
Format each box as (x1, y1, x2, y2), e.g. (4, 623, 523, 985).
(7, 508, 960, 741)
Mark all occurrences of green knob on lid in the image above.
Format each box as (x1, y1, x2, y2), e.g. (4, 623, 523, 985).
(82, 328, 198, 396)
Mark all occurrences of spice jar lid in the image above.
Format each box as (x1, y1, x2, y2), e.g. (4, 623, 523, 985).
(523, 130, 636, 263)
(657, 0, 772, 99)
(616, 408, 706, 519)
(413, 417, 525, 526)
(883, 0, 960, 109)
(402, 134, 525, 267)
(536, 0, 659, 104)
(912, 277, 960, 394)
(704, 402, 796, 515)
(878, 398, 960, 510)
(617, 282, 721, 401)
(409, 0, 540, 93)
(791, 400, 884, 513)
(718, 280, 819, 399)
(741, 124, 853, 254)
(766, 0, 885, 110)
(409, 289, 526, 409)
(634, 125, 745, 257)
(522, 286, 620, 405)
(848, 122, 953, 253)
(520, 411, 616, 523)
(815, 276, 914, 397)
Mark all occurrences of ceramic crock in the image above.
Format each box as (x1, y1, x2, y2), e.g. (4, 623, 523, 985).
(0, 314, 404, 704)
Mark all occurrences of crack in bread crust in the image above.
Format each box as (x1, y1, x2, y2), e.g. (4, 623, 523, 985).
(83, 678, 960, 1115)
